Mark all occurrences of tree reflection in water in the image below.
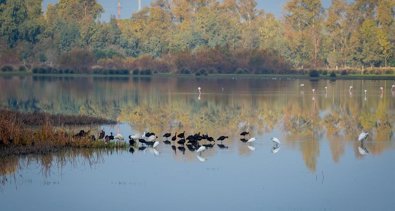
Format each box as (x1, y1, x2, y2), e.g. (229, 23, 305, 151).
(0, 76, 394, 174)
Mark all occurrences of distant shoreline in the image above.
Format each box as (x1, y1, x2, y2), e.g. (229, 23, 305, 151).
(1, 71, 395, 80)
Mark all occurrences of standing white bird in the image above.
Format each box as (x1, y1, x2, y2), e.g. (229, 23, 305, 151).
(198, 87, 201, 94)
(196, 145, 206, 153)
(247, 137, 256, 143)
(358, 131, 369, 142)
(271, 137, 281, 145)
(312, 89, 315, 94)
(300, 84, 305, 87)
(114, 133, 124, 141)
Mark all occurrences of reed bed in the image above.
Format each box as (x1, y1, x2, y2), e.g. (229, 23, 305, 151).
(0, 110, 125, 157)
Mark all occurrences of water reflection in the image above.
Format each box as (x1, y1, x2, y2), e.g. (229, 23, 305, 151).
(0, 76, 394, 173)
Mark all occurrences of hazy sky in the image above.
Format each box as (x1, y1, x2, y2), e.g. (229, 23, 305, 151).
(42, 0, 331, 21)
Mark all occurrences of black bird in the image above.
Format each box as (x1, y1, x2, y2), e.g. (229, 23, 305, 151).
(207, 136, 215, 142)
(138, 146, 147, 151)
(129, 147, 135, 154)
(98, 130, 105, 139)
(172, 133, 177, 141)
(105, 135, 110, 142)
(109, 132, 114, 140)
(163, 140, 171, 145)
(90, 135, 96, 141)
(217, 136, 228, 141)
(240, 131, 249, 136)
(163, 133, 171, 138)
(177, 138, 186, 145)
(177, 131, 185, 139)
(145, 132, 156, 138)
(217, 143, 229, 149)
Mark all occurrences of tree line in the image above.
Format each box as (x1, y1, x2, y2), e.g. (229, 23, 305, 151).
(0, 0, 394, 75)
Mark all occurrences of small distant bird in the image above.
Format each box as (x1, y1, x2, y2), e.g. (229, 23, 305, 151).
(114, 133, 124, 141)
(300, 84, 304, 87)
(312, 89, 315, 94)
(98, 130, 105, 139)
(129, 138, 136, 146)
(247, 137, 256, 143)
(163, 133, 171, 138)
(172, 133, 177, 141)
(271, 137, 280, 145)
(198, 87, 201, 94)
(358, 131, 369, 142)
(177, 131, 185, 139)
(240, 131, 249, 136)
(196, 145, 206, 153)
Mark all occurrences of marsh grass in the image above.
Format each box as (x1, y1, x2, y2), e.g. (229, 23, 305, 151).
(0, 110, 125, 157)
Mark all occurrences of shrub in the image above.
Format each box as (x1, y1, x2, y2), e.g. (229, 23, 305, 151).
(309, 70, 320, 77)
(322, 70, 328, 76)
(330, 72, 336, 77)
(1, 65, 14, 72)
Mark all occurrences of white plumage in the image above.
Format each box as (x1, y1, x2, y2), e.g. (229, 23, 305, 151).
(358, 132, 368, 142)
(271, 137, 280, 145)
(196, 146, 206, 153)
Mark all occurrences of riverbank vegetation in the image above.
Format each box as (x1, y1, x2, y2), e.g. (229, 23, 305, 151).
(0, 0, 394, 75)
(0, 110, 123, 157)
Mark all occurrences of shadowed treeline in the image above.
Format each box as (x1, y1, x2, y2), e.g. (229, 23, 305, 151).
(0, 0, 394, 74)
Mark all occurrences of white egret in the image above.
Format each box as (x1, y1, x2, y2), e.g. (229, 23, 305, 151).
(196, 145, 206, 153)
(300, 84, 304, 87)
(271, 137, 281, 145)
(247, 137, 256, 143)
(312, 89, 315, 94)
(358, 131, 369, 142)
(198, 87, 201, 94)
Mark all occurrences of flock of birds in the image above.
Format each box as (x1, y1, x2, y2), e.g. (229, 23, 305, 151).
(90, 129, 282, 161)
(300, 83, 395, 101)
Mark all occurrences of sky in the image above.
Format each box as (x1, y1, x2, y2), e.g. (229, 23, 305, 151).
(42, 0, 331, 22)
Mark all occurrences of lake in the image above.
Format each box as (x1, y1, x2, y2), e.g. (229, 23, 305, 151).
(1, 76, 395, 210)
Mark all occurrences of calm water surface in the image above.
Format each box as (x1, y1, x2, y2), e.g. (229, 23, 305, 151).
(1, 76, 395, 210)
